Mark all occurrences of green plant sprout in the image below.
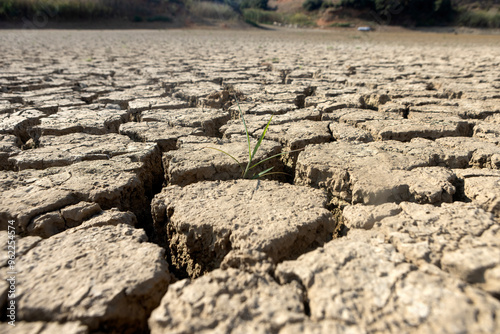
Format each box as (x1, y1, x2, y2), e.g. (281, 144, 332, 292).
(205, 97, 299, 179)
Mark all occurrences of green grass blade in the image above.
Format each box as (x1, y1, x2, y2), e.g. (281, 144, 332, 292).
(261, 171, 290, 176)
(251, 166, 274, 179)
(244, 114, 273, 176)
(235, 97, 252, 163)
(248, 148, 304, 170)
(253, 171, 291, 178)
(204, 147, 244, 174)
(251, 114, 273, 160)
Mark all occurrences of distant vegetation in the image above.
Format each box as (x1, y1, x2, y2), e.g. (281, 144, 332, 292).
(0, 0, 498, 28)
(300, 0, 455, 25)
(300, 0, 500, 27)
(302, 0, 324, 11)
(0, 0, 179, 21)
(455, 8, 500, 28)
(188, 1, 238, 20)
(242, 8, 315, 26)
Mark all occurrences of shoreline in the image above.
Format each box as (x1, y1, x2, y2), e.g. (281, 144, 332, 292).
(0, 17, 500, 35)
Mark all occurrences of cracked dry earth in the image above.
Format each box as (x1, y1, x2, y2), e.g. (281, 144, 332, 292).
(0, 28, 500, 334)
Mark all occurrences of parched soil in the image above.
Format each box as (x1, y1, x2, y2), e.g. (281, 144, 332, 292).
(1, 28, 500, 333)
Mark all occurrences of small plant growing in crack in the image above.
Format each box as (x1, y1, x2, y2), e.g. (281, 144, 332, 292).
(205, 96, 300, 179)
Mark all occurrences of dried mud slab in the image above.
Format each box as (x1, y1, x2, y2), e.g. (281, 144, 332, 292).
(24, 94, 86, 113)
(329, 122, 373, 143)
(0, 109, 45, 142)
(326, 109, 472, 142)
(128, 97, 190, 114)
(295, 140, 462, 206)
(407, 99, 500, 120)
(0, 321, 88, 334)
(0, 133, 20, 170)
(247, 102, 298, 115)
(150, 229, 500, 334)
(140, 108, 230, 137)
(321, 108, 401, 124)
(358, 117, 471, 141)
(260, 120, 332, 169)
(473, 122, 500, 145)
(339, 109, 403, 124)
(149, 268, 310, 334)
(0, 100, 19, 114)
(343, 202, 500, 296)
(96, 87, 165, 109)
(25, 201, 101, 238)
(436, 136, 500, 169)
(119, 121, 204, 152)
(221, 107, 322, 138)
(151, 180, 335, 277)
(454, 168, 500, 216)
(378, 101, 408, 116)
(163, 136, 283, 186)
(2, 224, 170, 333)
(33, 106, 130, 136)
(172, 82, 223, 105)
(26, 203, 137, 238)
(0, 232, 41, 281)
(0, 156, 156, 232)
(276, 229, 500, 333)
(9, 132, 161, 171)
(457, 99, 500, 119)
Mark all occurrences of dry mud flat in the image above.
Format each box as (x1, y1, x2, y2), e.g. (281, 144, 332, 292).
(0, 28, 499, 333)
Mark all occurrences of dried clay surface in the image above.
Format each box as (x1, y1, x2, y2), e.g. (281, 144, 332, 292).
(0, 28, 499, 333)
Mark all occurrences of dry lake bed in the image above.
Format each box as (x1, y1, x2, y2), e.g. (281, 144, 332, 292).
(0, 28, 500, 333)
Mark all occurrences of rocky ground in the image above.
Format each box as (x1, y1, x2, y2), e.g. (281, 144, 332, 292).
(0, 28, 499, 333)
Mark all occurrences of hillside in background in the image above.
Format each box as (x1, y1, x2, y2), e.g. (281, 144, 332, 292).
(0, 0, 499, 29)
(451, 0, 500, 27)
(452, 0, 499, 10)
(247, 0, 499, 28)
